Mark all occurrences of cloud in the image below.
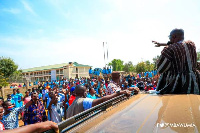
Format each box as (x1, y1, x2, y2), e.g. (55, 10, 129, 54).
(2, 8, 21, 14)
(21, 0, 37, 16)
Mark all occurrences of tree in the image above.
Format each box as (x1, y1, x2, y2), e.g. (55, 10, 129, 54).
(152, 55, 160, 69)
(0, 57, 18, 78)
(135, 61, 146, 73)
(145, 60, 151, 71)
(123, 61, 135, 72)
(0, 73, 9, 88)
(197, 51, 200, 61)
(109, 59, 124, 71)
(9, 70, 23, 83)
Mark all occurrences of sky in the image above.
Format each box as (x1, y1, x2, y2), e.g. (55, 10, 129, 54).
(0, 0, 200, 70)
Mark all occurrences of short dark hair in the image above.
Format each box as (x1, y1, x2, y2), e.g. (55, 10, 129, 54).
(2, 101, 10, 107)
(170, 28, 184, 40)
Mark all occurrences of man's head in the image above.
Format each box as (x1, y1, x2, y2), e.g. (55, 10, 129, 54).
(25, 91, 29, 96)
(17, 89, 20, 93)
(169, 28, 184, 43)
(13, 89, 16, 94)
(31, 92, 38, 102)
(2, 101, 13, 112)
(0, 97, 4, 106)
(111, 72, 120, 83)
(7, 94, 11, 99)
(74, 85, 87, 98)
(89, 87, 95, 95)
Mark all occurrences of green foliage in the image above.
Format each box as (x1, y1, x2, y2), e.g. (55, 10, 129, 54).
(109, 59, 124, 71)
(0, 73, 9, 88)
(152, 55, 160, 69)
(123, 61, 135, 72)
(135, 60, 156, 73)
(197, 51, 200, 61)
(135, 62, 146, 73)
(9, 70, 23, 83)
(0, 57, 18, 78)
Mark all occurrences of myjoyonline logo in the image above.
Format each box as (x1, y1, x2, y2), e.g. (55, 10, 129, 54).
(156, 123, 196, 128)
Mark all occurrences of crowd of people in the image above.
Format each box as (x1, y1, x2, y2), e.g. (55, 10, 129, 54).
(0, 72, 159, 131)
(0, 28, 198, 132)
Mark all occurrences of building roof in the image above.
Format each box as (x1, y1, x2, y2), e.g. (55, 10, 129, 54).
(73, 62, 91, 67)
(22, 62, 91, 73)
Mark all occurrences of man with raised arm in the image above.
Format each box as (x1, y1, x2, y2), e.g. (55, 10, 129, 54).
(156, 29, 200, 94)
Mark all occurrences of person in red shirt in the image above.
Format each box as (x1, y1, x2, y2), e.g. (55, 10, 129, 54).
(145, 85, 154, 91)
(68, 87, 76, 106)
(0, 106, 5, 131)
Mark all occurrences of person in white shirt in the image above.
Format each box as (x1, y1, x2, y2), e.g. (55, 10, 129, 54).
(48, 92, 62, 123)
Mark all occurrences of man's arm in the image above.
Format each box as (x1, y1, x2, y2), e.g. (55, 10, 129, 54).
(152, 41, 168, 47)
(128, 87, 140, 94)
(48, 99, 53, 120)
(92, 90, 130, 107)
(2, 121, 58, 133)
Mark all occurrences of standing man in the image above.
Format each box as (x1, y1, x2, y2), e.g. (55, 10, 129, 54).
(23, 92, 47, 125)
(156, 29, 200, 94)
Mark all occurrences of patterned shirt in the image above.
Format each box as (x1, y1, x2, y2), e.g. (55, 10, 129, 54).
(23, 100, 47, 125)
(156, 41, 200, 94)
(106, 81, 121, 95)
(1, 106, 24, 130)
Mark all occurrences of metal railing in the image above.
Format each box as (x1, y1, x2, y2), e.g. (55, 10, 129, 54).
(44, 94, 128, 133)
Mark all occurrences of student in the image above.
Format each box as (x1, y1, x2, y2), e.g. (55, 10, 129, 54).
(42, 87, 48, 107)
(16, 89, 23, 108)
(48, 92, 62, 123)
(87, 87, 97, 99)
(6, 94, 15, 105)
(2, 101, 31, 129)
(0, 106, 5, 131)
(0, 97, 4, 106)
(96, 88, 105, 98)
(68, 87, 76, 106)
(23, 91, 31, 105)
(23, 92, 47, 125)
(11, 89, 19, 108)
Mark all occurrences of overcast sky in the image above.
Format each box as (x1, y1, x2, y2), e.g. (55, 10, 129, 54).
(0, 0, 200, 70)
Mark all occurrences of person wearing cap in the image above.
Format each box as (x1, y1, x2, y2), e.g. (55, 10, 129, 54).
(156, 28, 200, 94)
(68, 87, 76, 106)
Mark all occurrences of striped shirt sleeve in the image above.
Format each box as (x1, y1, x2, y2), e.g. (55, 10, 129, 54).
(157, 55, 171, 73)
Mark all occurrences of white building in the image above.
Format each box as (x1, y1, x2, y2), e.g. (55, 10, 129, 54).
(22, 62, 91, 81)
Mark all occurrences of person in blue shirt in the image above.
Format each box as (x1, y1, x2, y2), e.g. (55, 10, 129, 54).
(29, 82, 32, 87)
(7, 94, 15, 105)
(11, 89, 19, 108)
(37, 89, 43, 100)
(109, 66, 112, 74)
(102, 68, 105, 75)
(105, 68, 108, 75)
(87, 87, 97, 99)
(89, 68, 93, 74)
(16, 89, 23, 108)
